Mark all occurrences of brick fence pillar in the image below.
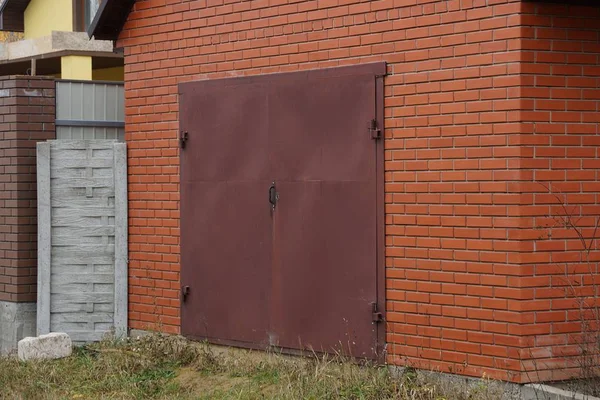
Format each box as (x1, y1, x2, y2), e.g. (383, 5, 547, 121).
(0, 76, 55, 354)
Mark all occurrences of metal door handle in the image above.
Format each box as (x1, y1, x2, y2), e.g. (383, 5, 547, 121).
(269, 182, 277, 209)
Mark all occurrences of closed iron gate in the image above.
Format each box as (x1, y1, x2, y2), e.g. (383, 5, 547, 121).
(180, 63, 386, 359)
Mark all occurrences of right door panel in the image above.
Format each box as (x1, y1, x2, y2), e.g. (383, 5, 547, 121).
(269, 72, 379, 358)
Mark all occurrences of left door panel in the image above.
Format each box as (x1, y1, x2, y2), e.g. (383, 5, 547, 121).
(180, 81, 272, 346)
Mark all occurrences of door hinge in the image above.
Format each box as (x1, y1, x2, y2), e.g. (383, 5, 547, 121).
(369, 119, 381, 140)
(180, 131, 189, 149)
(181, 286, 190, 302)
(372, 302, 383, 323)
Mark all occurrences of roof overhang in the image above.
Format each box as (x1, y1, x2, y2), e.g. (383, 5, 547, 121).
(88, 0, 135, 41)
(0, 0, 31, 32)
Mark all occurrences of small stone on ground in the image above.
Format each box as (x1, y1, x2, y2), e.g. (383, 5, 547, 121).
(18, 332, 72, 361)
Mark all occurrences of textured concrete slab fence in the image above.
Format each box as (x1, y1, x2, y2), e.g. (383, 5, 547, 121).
(37, 140, 127, 342)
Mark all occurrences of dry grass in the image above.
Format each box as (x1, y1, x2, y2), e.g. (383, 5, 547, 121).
(0, 334, 505, 399)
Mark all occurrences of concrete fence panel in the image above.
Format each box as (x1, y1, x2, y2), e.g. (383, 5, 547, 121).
(37, 140, 127, 342)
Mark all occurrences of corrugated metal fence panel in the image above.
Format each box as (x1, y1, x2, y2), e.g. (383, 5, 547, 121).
(56, 81, 125, 121)
(37, 140, 128, 343)
(56, 81, 125, 141)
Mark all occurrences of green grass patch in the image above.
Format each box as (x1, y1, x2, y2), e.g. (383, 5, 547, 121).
(0, 334, 505, 399)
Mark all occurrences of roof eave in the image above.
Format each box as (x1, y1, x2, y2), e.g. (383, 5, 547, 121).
(87, 0, 135, 41)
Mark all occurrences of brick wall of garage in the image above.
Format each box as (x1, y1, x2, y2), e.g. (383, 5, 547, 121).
(118, 0, 600, 382)
(517, 4, 600, 382)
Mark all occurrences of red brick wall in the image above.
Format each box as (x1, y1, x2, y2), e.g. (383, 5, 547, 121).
(0, 76, 56, 303)
(517, 3, 600, 382)
(119, 0, 600, 382)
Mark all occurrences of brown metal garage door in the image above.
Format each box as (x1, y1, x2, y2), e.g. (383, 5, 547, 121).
(179, 62, 386, 360)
